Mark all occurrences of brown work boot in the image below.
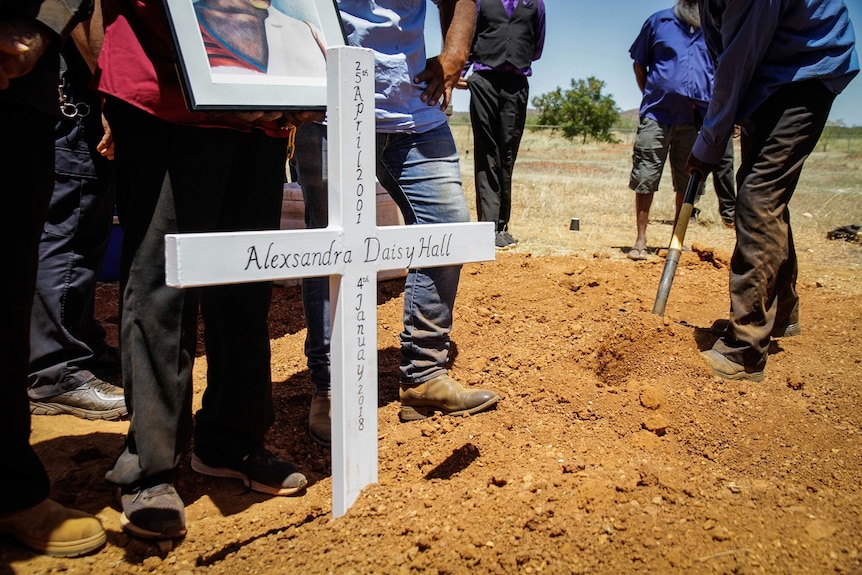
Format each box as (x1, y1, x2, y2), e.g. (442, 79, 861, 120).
(308, 393, 331, 448)
(701, 349, 765, 382)
(399, 373, 500, 421)
(0, 498, 106, 557)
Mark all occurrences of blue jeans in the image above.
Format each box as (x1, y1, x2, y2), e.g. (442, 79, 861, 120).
(292, 122, 469, 395)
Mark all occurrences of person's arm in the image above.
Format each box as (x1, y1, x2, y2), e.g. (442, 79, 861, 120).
(689, 0, 780, 171)
(633, 61, 647, 93)
(532, 0, 545, 62)
(70, 0, 103, 73)
(415, 0, 476, 109)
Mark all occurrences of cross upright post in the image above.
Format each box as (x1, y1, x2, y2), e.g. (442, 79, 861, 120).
(164, 45, 495, 518)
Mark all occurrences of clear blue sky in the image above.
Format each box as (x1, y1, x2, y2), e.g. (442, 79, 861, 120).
(426, 0, 862, 126)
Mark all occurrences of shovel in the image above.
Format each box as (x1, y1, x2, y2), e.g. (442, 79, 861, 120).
(651, 169, 703, 316)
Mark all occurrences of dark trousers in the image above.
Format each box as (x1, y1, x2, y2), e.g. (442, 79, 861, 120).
(468, 70, 529, 232)
(0, 105, 55, 513)
(102, 99, 287, 487)
(28, 109, 116, 398)
(715, 81, 835, 369)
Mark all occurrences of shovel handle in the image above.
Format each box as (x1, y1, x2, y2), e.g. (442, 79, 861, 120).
(651, 170, 703, 316)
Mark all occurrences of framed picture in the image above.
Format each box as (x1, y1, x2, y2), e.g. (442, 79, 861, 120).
(163, 0, 346, 110)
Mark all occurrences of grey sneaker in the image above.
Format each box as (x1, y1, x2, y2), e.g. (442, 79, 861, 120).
(191, 448, 307, 496)
(119, 483, 186, 540)
(495, 231, 517, 249)
(494, 231, 510, 249)
(30, 375, 127, 421)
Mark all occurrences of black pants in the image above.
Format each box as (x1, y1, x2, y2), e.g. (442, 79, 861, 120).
(0, 105, 55, 512)
(716, 81, 835, 369)
(468, 70, 529, 232)
(102, 99, 288, 487)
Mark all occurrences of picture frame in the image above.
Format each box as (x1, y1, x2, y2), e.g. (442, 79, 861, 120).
(163, 0, 346, 110)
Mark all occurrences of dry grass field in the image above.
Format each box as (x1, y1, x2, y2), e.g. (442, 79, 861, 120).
(450, 123, 862, 294)
(7, 124, 862, 575)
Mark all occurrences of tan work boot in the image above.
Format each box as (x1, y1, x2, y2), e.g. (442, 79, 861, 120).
(308, 393, 331, 448)
(0, 498, 106, 557)
(701, 349, 765, 382)
(399, 373, 500, 421)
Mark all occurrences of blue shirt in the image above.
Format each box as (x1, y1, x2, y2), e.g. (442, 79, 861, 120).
(630, 8, 715, 126)
(693, 0, 859, 165)
(337, 0, 447, 133)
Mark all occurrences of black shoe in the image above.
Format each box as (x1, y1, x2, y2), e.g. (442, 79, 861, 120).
(119, 483, 186, 540)
(501, 230, 517, 245)
(30, 375, 127, 421)
(192, 448, 307, 496)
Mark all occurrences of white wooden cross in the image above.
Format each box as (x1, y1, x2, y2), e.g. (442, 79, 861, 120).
(165, 46, 495, 518)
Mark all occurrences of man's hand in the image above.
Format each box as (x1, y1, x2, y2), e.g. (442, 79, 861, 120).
(97, 114, 115, 160)
(685, 152, 717, 176)
(415, 57, 449, 108)
(419, 0, 476, 109)
(0, 19, 53, 90)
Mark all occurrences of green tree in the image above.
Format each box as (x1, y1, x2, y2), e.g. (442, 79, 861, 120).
(532, 77, 620, 143)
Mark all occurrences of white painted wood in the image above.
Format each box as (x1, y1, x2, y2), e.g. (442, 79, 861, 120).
(164, 46, 495, 518)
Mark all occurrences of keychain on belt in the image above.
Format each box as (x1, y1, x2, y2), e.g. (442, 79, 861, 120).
(58, 73, 91, 119)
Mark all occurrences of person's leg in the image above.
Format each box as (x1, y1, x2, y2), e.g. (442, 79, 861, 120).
(668, 122, 701, 227)
(713, 139, 736, 225)
(0, 103, 106, 558)
(0, 106, 56, 515)
(292, 123, 333, 446)
(629, 117, 669, 258)
(103, 99, 220, 539)
(633, 192, 653, 257)
(376, 124, 499, 421)
(707, 81, 834, 378)
(192, 129, 306, 495)
(28, 109, 125, 420)
(293, 123, 332, 397)
(468, 72, 504, 236)
(496, 73, 529, 242)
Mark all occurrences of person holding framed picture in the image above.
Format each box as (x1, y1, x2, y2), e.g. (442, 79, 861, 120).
(95, 0, 324, 540)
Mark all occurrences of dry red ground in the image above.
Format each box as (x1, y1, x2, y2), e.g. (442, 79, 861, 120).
(6, 244, 862, 574)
